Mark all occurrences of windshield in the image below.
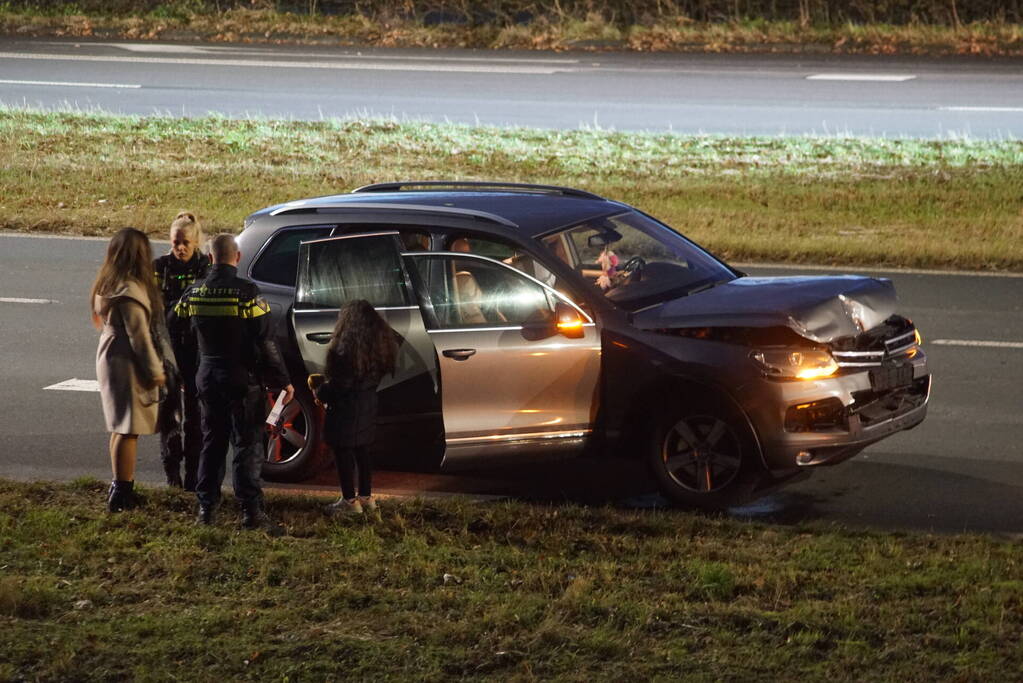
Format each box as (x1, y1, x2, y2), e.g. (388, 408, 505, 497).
(541, 212, 738, 311)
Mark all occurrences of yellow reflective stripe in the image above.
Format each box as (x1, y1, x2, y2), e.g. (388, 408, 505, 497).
(239, 299, 270, 318)
(186, 304, 244, 317)
(173, 299, 191, 318)
(187, 296, 241, 304)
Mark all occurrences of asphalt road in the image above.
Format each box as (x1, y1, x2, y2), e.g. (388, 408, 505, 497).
(1, 233, 1020, 533)
(1, 38, 1023, 137)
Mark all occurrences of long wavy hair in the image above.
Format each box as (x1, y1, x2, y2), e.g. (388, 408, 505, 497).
(90, 227, 163, 325)
(325, 300, 399, 382)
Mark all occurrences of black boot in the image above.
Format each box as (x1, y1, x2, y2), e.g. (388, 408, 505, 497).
(196, 504, 216, 525)
(107, 480, 139, 513)
(163, 462, 183, 489)
(241, 501, 267, 529)
(241, 502, 283, 535)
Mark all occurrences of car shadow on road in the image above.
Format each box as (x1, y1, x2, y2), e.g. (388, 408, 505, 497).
(751, 458, 1023, 536)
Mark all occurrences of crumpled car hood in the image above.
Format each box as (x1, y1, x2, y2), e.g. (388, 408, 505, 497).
(632, 275, 898, 343)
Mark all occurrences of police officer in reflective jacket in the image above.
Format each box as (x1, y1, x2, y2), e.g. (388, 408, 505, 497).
(153, 211, 209, 490)
(170, 233, 294, 528)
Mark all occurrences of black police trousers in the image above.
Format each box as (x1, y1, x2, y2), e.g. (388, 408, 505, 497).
(196, 362, 265, 510)
(159, 350, 201, 489)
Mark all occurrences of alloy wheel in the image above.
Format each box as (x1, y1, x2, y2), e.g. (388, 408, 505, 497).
(660, 414, 742, 493)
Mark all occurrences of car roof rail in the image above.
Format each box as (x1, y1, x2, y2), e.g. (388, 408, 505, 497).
(267, 201, 518, 228)
(352, 180, 606, 201)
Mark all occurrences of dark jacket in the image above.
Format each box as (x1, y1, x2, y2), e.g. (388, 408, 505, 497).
(168, 264, 289, 391)
(314, 353, 386, 448)
(154, 251, 210, 315)
(154, 251, 209, 370)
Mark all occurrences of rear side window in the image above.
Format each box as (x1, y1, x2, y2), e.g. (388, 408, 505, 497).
(251, 226, 333, 286)
(296, 234, 412, 310)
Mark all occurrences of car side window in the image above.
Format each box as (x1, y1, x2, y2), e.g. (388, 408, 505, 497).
(333, 224, 431, 253)
(297, 235, 411, 310)
(409, 254, 555, 329)
(251, 226, 333, 286)
(445, 233, 561, 290)
(400, 231, 431, 251)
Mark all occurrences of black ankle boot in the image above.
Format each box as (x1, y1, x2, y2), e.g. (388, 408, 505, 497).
(107, 480, 137, 513)
(165, 468, 183, 489)
(241, 502, 267, 529)
(241, 502, 284, 536)
(196, 504, 215, 525)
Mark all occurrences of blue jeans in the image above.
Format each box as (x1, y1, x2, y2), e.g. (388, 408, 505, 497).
(196, 365, 265, 509)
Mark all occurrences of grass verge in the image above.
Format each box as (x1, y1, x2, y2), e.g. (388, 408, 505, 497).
(0, 478, 1021, 680)
(2, 8, 1023, 57)
(2, 109, 1021, 271)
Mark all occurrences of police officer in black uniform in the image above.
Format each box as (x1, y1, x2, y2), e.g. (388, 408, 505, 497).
(170, 233, 294, 528)
(153, 212, 209, 490)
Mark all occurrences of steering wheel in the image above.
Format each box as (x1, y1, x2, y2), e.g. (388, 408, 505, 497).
(620, 256, 646, 275)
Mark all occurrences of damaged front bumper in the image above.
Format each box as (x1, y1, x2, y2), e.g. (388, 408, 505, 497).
(740, 348, 931, 472)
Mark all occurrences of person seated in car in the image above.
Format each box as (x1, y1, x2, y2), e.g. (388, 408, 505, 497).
(401, 232, 430, 252)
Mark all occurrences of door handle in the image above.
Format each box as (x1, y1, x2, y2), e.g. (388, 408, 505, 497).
(442, 348, 477, 361)
(306, 332, 333, 344)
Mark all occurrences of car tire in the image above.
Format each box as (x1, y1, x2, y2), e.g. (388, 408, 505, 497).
(261, 385, 321, 483)
(647, 396, 761, 510)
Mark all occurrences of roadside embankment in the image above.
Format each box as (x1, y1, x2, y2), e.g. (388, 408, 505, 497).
(2, 0, 1023, 56)
(1, 109, 1020, 271)
(1, 478, 1020, 679)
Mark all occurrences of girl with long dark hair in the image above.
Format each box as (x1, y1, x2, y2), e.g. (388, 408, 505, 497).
(309, 300, 398, 517)
(91, 227, 169, 512)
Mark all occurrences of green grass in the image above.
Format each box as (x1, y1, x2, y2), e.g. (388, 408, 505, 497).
(0, 478, 1021, 680)
(2, 7, 1023, 57)
(2, 109, 1021, 270)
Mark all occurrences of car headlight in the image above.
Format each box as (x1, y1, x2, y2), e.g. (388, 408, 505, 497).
(751, 348, 839, 380)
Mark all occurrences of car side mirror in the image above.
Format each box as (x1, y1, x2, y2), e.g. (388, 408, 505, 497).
(519, 301, 586, 341)
(555, 301, 586, 339)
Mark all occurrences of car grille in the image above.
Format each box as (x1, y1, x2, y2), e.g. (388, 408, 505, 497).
(832, 327, 918, 368)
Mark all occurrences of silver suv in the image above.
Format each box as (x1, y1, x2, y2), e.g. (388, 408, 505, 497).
(237, 181, 930, 508)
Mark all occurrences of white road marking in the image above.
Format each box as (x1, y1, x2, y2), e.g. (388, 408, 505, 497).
(94, 42, 579, 64)
(931, 339, 1023, 349)
(44, 378, 100, 392)
(0, 78, 141, 89)
(100, 43, 213, 54)
(0, 52, 569, 75)
(807, 73, 916, 82)
(0, 296, 57, 304)
(0, 231, 116, 242)
(733, 261, 1023, 278)
(939, 106, 1023, 113)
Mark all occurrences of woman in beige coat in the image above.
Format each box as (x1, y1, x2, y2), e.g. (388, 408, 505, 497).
(91, 228, 167, 512)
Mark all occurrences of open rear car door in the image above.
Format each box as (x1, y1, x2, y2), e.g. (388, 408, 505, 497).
(292, 232, 444, 468)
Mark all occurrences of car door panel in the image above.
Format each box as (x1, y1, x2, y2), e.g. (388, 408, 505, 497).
(405, 252, 602, 462)
(429, 325, 600, 438)
(291, 232, 444, 466)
